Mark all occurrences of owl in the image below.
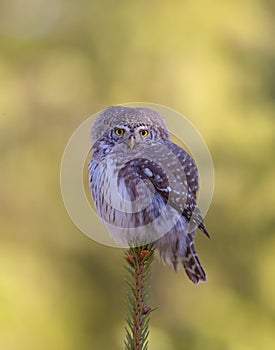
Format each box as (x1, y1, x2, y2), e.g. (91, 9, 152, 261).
(89, 106, 210, 284)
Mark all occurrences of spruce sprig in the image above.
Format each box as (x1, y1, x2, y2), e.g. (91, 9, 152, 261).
(124, 245, 156, 350)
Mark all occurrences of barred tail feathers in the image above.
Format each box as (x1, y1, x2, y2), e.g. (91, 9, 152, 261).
(155, 232, 206, 284)
(182, 234, 206, 284)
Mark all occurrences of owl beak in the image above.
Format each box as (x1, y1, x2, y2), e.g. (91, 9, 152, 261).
(127, 136, 135, 150)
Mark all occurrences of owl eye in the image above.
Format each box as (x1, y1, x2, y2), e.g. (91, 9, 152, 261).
(114, 128, 125, 136)
(139, 129, 149, 137)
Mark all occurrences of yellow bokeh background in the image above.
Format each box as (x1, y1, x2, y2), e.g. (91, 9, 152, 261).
(1, 1, 275, 349)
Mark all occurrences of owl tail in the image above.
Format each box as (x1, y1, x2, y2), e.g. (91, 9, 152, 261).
(182, 234, 206, 284)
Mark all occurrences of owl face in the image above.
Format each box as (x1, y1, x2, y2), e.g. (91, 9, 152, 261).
(92, 123, 157, 160)
(110, 124, 153, 148)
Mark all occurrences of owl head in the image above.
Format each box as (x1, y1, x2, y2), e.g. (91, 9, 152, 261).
(91, 106, 170, 150)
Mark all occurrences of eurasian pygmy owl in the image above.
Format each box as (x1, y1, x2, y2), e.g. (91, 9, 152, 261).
(89, 106, 209, 284)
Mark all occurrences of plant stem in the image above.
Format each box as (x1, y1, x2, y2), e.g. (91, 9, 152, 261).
(124, 245, 155, 350)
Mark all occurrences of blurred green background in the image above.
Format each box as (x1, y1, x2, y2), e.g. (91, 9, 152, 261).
(1, 0, 275, 349)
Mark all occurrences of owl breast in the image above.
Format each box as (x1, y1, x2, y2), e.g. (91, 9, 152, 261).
(89, 148, 188, 247)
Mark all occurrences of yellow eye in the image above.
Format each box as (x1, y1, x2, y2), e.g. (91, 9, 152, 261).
(115, 128, 125, 136)
(139, 129, 149, 137)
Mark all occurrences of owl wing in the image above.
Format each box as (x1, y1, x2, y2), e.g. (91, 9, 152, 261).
(165, 141, 210, 237)
(126, 141, 209, 238)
